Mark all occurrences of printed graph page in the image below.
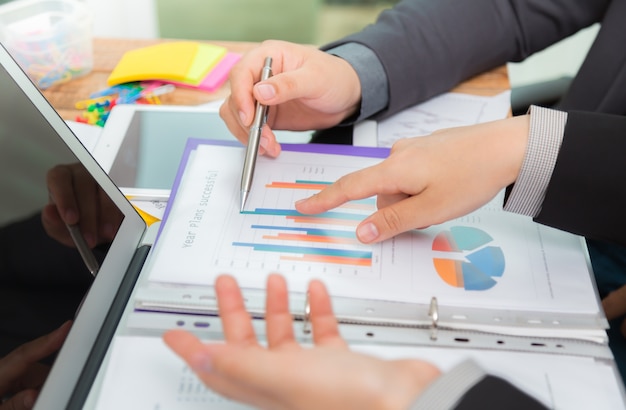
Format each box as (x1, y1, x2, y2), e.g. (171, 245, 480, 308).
(92, 336, 624, 410)
(145, 141, 599, 315)
(376, 91, 511, 148)
(93, 336, 251, 410)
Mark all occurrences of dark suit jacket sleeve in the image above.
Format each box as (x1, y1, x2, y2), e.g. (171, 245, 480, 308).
(323, 0, 608, 120)
(535, 111, 626, 246)
(410, 360, 547, 409)
(454, 375, 547, 410)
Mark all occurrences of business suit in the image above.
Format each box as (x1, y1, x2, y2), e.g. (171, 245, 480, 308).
(330, 0, 625, 244)
(326, 0, 626, 406)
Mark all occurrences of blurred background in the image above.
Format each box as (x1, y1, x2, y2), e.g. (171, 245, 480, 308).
(0, 0, 600, 91)
(79, 0, 599, 90)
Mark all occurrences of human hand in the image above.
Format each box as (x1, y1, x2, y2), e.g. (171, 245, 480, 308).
(164, 274, 441, 410)
(0, 321, 72, 410)
(41, 163, 122, 248)
(602, 285, 626, 338)
(296, 116, 530, 244)
(220, 40, 362, 158)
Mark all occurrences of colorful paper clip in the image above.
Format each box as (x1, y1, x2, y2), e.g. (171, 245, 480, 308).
(75, 82, 175, 127)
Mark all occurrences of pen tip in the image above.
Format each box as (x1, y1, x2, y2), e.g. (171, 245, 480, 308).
(240, 192, 248, 213)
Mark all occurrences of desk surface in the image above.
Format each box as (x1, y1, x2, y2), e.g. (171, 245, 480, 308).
(43, 37, 510, 121)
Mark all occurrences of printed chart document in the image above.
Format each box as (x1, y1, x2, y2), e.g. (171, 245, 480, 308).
(354, 91, 511, 147)
(141, 139, 606, 341)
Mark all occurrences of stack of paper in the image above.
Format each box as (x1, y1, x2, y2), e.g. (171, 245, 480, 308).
(107, 41, 241, 92)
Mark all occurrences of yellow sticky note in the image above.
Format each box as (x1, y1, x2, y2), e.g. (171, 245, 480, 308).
(107, 42, 205, 85)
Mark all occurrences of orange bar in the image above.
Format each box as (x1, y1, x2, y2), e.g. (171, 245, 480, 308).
(266, 182, 328, 190)
(262, 233, 359, 245)
(281, 254, 372, 267)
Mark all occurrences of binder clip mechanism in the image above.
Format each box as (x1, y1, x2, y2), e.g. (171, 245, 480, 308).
(429, 297, 439, 341)
(302, 291, 311, 335)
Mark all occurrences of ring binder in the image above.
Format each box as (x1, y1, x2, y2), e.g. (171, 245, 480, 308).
(429, 297, 439, 341)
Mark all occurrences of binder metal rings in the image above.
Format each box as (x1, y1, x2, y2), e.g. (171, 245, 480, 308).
(429, 297, 439, 341)
(302, 291, 312, 335)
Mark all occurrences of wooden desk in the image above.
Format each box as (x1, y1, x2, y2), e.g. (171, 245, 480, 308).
(43, 37, 510, 121)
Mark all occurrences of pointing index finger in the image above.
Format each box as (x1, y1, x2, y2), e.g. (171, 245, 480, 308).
(295, 165, 385, 215)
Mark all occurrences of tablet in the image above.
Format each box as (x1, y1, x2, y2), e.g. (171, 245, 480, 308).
(92, 105, 320, 201)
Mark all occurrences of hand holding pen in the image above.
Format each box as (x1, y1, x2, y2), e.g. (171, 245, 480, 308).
(239, 56, 273, 211)
(41, 163, 123, 275)
(219, 40, 363, 157)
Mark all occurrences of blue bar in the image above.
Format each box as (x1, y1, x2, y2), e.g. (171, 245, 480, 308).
(294, 180, 332, 185)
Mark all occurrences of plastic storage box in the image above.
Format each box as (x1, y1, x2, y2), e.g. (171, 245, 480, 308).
(0, 0, 93, 89)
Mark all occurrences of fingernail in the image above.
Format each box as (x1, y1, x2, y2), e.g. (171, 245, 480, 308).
(268, 141, 281, 158)
(295, 198, 306, 207)
(189, 351, 213, 374)
(239, 110, 247, 125)
(357, 222, 379, 243)
(256, 83, 276, 101)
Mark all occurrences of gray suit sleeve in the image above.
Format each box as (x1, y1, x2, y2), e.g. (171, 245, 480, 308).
(325, 43, 389, 122)
(323, 0, 608, 120)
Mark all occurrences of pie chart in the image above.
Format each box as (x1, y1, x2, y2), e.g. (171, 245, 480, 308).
(432, 226, 505, 290)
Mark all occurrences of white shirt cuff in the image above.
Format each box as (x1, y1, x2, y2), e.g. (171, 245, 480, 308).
(504, 105, 567, 217)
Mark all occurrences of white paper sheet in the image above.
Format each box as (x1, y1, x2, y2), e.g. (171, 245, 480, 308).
(375, 91, 511, 147)
(93, 335, 624, 410)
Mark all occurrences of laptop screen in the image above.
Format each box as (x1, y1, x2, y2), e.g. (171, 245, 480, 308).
(0, 44, 147, 409)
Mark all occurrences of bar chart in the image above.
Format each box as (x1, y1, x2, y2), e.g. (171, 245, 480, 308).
(218, 178, 380, 278)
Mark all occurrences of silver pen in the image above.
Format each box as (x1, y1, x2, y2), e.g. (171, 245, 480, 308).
(66, 223, 100, 277)
(240, 56, 273, 211)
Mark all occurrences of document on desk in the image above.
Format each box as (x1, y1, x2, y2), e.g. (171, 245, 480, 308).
(142, 139, 603, 334)
(354, 91, 511, 148)
(93, 335, 624, 410)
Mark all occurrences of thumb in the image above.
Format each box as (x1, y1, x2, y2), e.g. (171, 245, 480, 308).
(253, 69, 323, 106)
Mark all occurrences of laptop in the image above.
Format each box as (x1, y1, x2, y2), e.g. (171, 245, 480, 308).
(0, 43, 155, 409)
